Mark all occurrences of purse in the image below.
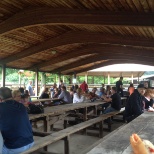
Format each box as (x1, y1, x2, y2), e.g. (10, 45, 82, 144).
(27, 103, 44, 114)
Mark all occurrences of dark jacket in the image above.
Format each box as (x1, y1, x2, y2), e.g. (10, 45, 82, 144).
(143, 97, 154, 109)
(125, 89, 144, 122)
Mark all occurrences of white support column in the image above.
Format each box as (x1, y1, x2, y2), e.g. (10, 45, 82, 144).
(138, 73, 140, 84)
(131, 73, 134, 84)
(35, 70, 38, 96)
(58, 73, 61, 83)
(85, 72, 88, 83)
(108, 73, 110, 85)
(1, 64, 6, 87)
(104, 76, 105, 84)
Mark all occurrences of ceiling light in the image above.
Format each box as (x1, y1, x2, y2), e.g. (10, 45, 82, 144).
(51, 50, 57, 54)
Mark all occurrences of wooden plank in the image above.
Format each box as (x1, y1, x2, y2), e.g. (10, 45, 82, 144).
(23, 109, 124, 154)
(87, 111, 154, 154)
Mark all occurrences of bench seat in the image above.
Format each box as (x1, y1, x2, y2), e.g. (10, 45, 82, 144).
(22, 108, 125, 154)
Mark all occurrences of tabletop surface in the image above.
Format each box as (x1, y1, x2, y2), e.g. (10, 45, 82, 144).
(87, 111, 154, 154)
(29, 101, 105, 120)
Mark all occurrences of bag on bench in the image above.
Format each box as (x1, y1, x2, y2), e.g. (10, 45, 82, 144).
(27, 104, 44, 114)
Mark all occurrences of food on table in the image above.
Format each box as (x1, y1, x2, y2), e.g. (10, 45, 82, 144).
(130, 134, 154, 154)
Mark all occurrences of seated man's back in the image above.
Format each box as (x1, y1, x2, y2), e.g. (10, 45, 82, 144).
(0, 87, 34, 154)
(125, 84, 146, 122)
(58, 86, 72, 103)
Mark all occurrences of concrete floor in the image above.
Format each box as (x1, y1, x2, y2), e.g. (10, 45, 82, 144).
(33, 115, 126, 154)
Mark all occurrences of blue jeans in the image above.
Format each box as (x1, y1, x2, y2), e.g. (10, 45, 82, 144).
(103, 107, 117, 114)
(2, 142, 34, 154)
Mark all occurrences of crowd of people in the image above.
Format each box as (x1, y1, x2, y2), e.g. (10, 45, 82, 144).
(0, 78, 154, 153)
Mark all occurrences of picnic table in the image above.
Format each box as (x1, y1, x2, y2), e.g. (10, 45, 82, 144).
(29, 101, 105, 132)
(86, 111, 154, 154)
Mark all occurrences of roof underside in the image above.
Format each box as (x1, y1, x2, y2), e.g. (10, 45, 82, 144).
(0, 0, 154, 75)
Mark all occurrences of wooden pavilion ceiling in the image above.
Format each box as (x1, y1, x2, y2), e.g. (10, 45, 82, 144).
(0, 0, 154, 75)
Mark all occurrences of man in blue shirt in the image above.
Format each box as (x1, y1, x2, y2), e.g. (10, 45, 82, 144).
(0, 87, 34, 154)
(58, 86, 72, 104)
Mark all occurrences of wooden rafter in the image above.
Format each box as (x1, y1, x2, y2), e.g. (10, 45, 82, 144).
(34, 44, 154, 70)
(1, 31, 154, 65)
(66, 59, 154, 75)
(51, 54, 154, 73)
(0, 7, 154, 35)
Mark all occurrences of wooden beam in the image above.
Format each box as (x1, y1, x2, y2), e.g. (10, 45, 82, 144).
(36, 44, 154, 70)
(0, 7, 154, 35)
(51, 54, 154, 73)
(66, 59, 154, 75)
(1, 31, 154, 65)
(1, 64, 6, 87)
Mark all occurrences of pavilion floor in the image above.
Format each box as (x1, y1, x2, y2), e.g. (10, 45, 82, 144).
(32, 115, 125, 154)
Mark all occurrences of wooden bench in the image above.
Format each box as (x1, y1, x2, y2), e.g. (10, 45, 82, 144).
(22, 108, 125, 154)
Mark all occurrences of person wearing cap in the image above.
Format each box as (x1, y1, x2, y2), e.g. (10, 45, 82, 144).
(125, 84, 146, 123)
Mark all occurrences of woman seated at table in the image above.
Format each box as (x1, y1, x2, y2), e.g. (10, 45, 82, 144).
(69, 87, 74, 100)
(88, 87, 100, 102)
(143, 88, 154, 109)
(39, 88, 50, 105)
(73, 88, 85, 103)
(105, 85, 112, 97)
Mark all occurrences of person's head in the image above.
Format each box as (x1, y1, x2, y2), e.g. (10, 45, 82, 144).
(137, 84, 146, 96)
(106, 85, 111, 91)
(111, 87, 117, 94)
(0, 87, 12, 102)
(76, 88, 83, 95)
(102, 84, 105, 87)
(54, 87, 59, 92)
(61, 86, 66, 91)
(29, 80, 32, 85)
(144, 81, 149, 88)
(12, 90, 21, 102)
(130, 83, 134, 87)
(92, 87, 97, 93)
(144, 89, 154, 99)
(19, 87, 24, 94)
(44, 87, 48, 93)
(53, 83, 57, 88)
(74, 84, 79, 90)
(70, 88, 73, 92)
(120, 77, 123, 81)
(24, 90, 29, 95)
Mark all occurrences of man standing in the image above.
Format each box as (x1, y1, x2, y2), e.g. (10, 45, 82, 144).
(0, 87, 34, 154)
(80, 81, 88, 93)
(116, 77, 124, 97)
(26, 80, 34, 96)
(102, 87, 121, 113)
(125, 84, 146, 122)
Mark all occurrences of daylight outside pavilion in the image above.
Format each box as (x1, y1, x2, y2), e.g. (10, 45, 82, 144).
(77, 64, 154, 85)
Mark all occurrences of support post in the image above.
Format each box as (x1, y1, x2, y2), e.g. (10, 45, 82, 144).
(1, 64, 6, 87)
(131, 73, 134, 84)
(108, 73, 110, 85)
(64, 136, 70, 154)
(35, 69, 38, 96)
(85, 72, 88, 83)
(58, 73, 61, 84)
(63, 75, 65, 83)
(138, 73, 140, 84)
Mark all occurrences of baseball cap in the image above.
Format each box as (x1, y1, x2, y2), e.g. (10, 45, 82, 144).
(137, 84, 145, 89)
